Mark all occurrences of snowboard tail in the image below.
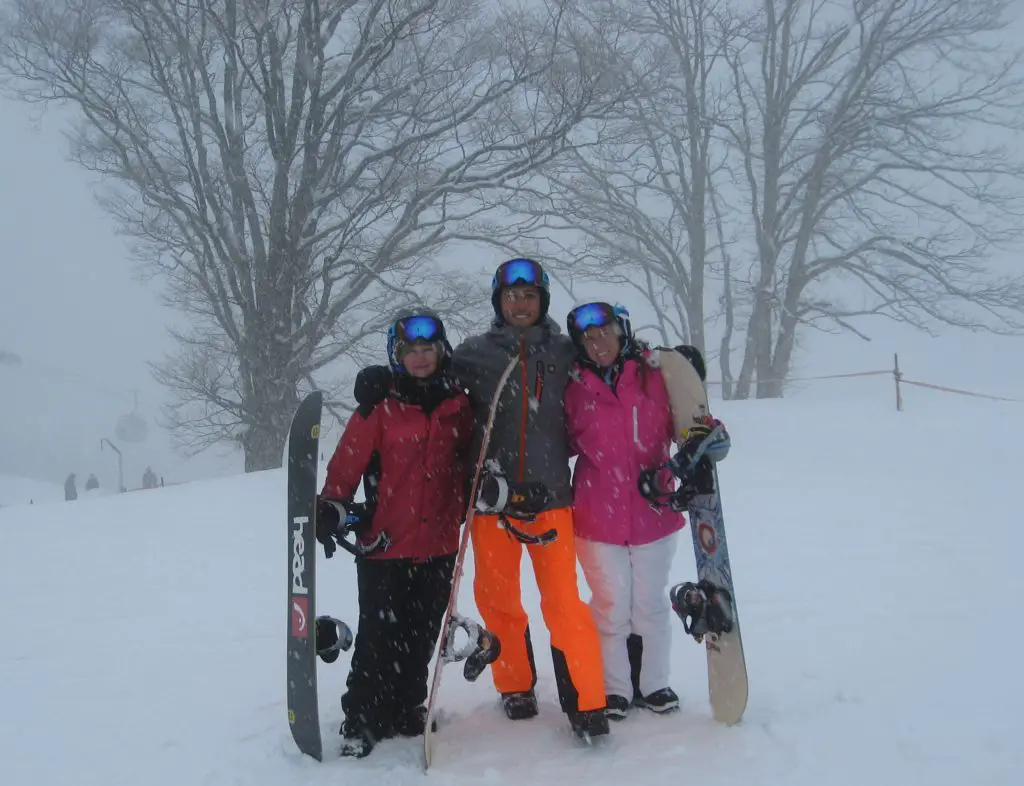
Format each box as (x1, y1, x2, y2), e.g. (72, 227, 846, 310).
(658, 349, 748, 725)
(286, 392, 323, 760)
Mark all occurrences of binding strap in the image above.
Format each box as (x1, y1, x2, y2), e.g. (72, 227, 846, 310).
(500, 514, 558, 546)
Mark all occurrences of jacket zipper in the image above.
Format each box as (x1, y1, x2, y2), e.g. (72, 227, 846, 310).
(518, 338, 528, 481)
(420, 407, 433, 561)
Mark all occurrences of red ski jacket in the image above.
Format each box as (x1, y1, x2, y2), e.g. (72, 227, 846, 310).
(321, 390, 474, 561)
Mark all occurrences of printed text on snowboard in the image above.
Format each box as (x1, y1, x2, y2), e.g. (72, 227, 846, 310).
(291, 515, 309, 637)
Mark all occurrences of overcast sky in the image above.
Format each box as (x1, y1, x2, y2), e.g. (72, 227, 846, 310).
(0, 100, 239, 487)
(2, 42, 1022, 488)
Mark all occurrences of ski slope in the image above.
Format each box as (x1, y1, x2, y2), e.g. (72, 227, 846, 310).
(1, 389, 1021, 786)
(0, 474, 63, 507)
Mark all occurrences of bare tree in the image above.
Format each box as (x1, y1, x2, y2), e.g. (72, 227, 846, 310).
(724, 0, 1024, 398)
(493, 0, 746, 352)
(0, 0, 612, 470)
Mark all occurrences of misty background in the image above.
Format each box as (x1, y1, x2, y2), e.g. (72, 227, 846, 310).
(1, 0, 1023, 493)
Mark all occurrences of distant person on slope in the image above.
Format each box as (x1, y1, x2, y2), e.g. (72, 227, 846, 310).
(354, 258, 609, 742)
(316, 309, 474, 759)
(85, 473, 99, 491)
(64, 473, 77, 502)
(563, 301, 730, 720)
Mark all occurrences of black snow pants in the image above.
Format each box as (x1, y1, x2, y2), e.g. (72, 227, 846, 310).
(340, 553, 455, 738)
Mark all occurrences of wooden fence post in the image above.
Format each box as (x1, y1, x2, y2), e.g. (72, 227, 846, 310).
(893, 353, 903, 412)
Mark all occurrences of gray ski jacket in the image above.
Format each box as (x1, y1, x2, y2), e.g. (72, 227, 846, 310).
(451, 317, 578, 511)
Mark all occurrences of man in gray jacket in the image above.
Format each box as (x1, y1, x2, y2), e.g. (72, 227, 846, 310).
(450, 258, 608, 740)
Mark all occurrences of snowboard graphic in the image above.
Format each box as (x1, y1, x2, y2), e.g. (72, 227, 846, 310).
(286, 391, 323, 760)
(658, 349, 748, 725)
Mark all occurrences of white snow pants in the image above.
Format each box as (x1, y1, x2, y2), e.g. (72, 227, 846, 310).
(576, 532, 679, 699)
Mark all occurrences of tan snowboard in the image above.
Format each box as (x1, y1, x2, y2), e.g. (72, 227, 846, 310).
(659, 348, 748, 726)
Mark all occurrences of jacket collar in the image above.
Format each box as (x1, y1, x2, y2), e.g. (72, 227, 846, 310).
(574, 356, 640, 396)
(486, 316, 562, 348)
(570, 343, 657, 388)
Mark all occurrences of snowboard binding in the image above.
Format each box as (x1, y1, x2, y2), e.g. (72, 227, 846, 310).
(441, 613, 501, 682)
(477, 461, 558, 545)
(670, 580, 734, 642)
(317, 498, 393, 559)
(640, 424, 726, 512)
(315, 616, 354, 664)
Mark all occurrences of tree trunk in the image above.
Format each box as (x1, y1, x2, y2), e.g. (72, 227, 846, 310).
(687, 132, 709, 355)
(237, 309, 301, 472)
(761, 270, 806, 398)
(241, 406, 295, 472)
(718, 257, 735, 400)
(734, 281, 773, 400)
(761, 309, 798, 399)
(239, 374, 300, 471)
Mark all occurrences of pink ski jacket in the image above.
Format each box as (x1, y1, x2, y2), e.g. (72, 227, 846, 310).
(565, 352, 685, 546)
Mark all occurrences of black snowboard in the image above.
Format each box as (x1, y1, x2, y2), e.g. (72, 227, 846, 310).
(286, 391, 323, 760)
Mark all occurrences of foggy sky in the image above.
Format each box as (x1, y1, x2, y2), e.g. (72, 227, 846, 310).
(2, 57, 1022, 487)
(0, 100, 241, 487)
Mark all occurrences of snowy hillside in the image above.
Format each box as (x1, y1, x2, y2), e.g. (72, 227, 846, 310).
(0, 474, 63, 507)
(1, 390, 1021, 786)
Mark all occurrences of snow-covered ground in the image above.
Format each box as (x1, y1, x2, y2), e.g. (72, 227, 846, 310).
(0, 474, 63, 507)
(1, 388, 1021, 786)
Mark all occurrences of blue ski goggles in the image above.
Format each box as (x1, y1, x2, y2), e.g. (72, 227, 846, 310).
(567, 302, 617, 334)
(391, 314, 445, 343)
(492, 258, 549, 291)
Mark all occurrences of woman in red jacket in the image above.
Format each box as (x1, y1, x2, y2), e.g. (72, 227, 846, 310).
(317, 309, 474, 758)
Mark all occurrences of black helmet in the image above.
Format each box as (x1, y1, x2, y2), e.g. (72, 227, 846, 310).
(386, 308, 452, 373)
(490, 257, 551, 323)
(565, 301, 633, 354)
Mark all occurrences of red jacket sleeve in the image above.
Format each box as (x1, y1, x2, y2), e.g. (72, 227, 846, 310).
(321, 407, 380, 501)
(451, 394, 476, 504)
(456, 394, 475, 454)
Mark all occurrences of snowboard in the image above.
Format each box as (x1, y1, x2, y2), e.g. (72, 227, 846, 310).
(424, 355, 520, 771)
(658, 349, 748, 725)
(286, 391, 323, 760)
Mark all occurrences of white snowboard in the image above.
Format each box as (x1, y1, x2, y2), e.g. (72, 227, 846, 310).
(658, 348, 748, 726)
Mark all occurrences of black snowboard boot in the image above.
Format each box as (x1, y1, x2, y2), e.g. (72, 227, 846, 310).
(501, 690, 539, 720)
(338, 722, 377, 758)
(605, 694, 630, 721)
(635, 687, 680, 714)
(393, 706, 438, 737)
(569, 708, 610, 740)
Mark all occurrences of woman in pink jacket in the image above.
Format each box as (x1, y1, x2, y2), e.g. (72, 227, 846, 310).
(564, 301, 727, 721)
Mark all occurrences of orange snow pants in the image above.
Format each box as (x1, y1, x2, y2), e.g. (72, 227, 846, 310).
(471, 506, 605, 713)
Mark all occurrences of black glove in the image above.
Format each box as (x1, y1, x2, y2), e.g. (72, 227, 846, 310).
(316, 497, 345, 559)
(638, 467, 701, 511)
(354, 365, 392, 415)
(640, 422, 727, 507)
(316, 497, 373, 559)
(667, 419, 730, 478)
(476, 461, 551, 520)
(673, 345, 706, 382)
